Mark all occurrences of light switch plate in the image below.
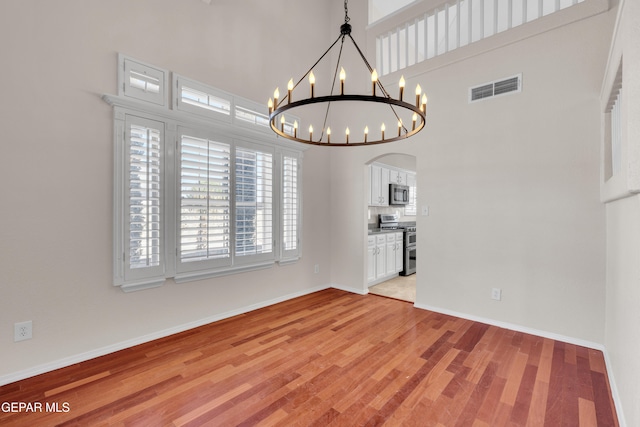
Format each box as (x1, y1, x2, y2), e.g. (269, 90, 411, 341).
(421, 206, 429, 216)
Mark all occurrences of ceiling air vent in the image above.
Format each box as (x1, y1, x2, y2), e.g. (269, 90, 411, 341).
(470, 74, 522, 103)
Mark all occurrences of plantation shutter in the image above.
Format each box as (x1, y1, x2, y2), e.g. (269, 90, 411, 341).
(281, 153, 301, 261)
(121, 55, 167, 106)
(235, 146, 274, 261)
(178, 133, 232, 271)
(123, 116, 165, 284)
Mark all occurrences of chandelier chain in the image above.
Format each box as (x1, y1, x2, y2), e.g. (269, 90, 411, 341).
(344, 0, 350, 24)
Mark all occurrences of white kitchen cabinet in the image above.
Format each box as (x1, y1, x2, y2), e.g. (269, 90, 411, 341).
(367, 236, 376, 282)
(368, 232, 404, 284)
(394, 232, 403, 272)
(385, 233, 396, 275)
(389, 169, 408, 186)
(369, 164, 389, 206)
(385, 233, 404, 275)
(367, 234, 388, 283)
(375, 234, 386, 280)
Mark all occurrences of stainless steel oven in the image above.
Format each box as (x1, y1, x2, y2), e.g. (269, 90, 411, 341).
(401, 227, 416, 276)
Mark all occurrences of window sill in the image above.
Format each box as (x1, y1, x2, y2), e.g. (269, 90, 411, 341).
(174, 261, 275, 284)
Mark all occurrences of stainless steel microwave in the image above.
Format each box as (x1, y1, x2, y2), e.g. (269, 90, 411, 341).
(389, 183, 409, 205)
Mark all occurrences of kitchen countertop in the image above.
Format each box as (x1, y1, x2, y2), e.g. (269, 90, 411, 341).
(368, 222, 416, 235)
(368, 228, 404, 235)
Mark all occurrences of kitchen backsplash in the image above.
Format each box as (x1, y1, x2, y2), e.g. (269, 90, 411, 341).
(368, 205, 415, 226)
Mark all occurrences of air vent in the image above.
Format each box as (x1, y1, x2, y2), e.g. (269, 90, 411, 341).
(470, 74, 522, 102)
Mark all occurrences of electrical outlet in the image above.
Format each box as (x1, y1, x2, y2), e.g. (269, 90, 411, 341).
(314, 264, 319, 274)
(14, 321, 32, 342)
(491, 288, 502, 301)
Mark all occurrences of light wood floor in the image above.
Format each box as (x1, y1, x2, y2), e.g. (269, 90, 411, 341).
(0, 289, 618, 426)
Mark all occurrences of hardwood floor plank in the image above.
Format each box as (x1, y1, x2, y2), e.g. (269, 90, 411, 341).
(526, 379, 549, 426)
(591, 371, 618, 426)
(0, 290, 618, 426)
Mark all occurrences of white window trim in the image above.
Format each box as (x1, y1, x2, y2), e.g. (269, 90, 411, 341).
(105, 58, 306, 292)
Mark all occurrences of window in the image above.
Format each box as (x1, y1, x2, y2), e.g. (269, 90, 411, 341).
(174, 75, 232, 121)
(405, 173, 417, 216)
(369, 0, 417, 24)
(119, 55, 168, 106)
(128, 122, 162, 269)
(178, 132, 231, 267)
(281, 154, 300, 260)
(235, 145, 273, 260)
(109, 57, 303, 291)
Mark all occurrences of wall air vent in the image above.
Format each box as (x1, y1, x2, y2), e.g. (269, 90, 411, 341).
(470, 74, 522, 103)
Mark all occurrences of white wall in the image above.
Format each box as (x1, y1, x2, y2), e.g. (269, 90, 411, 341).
(0, 0, 333, 382)
(329, 0, 613, 343)
(602, 0, 640, 425)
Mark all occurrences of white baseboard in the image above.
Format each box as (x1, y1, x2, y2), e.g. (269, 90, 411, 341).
(331, 283, 368, 295)
(602, 348, 628, 427)
(0, 284, 331, 387)
(413, 302, 605, 350)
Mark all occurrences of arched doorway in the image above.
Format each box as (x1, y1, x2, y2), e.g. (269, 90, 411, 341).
(365, 153, 417, 303)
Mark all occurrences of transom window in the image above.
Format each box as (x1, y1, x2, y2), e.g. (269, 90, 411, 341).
(107, 56, 303, 292)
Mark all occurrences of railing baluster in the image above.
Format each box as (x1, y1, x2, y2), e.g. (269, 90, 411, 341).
(405, 22, 410, 67)
(493, 0, 498, 35)
(415, 18, 420, 63)
(456, 0, 461, 49)
(396, 27, 400, 72)
(479, 0, 484, 39)
(468, 0, 472, 45)
(444, 4, 449, 53)
(538, 0, 543, 19)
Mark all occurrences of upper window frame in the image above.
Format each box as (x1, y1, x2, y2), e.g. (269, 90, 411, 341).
(118, 54, 169, 107)
(107, 55, 305, 292)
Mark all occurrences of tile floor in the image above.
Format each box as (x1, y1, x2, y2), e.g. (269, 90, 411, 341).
(368, 274, 416, 302)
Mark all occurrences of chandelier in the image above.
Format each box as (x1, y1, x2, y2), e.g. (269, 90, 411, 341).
(268, 0, 427, 146)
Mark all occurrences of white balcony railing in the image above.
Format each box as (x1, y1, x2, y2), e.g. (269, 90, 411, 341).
(375, 0, 585, 76)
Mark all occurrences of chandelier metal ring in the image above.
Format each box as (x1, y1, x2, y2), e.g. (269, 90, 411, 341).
(269, 95, 426, 146)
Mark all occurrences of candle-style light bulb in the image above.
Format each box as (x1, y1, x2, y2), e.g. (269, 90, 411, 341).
(327, 127, 331, 143)
(309, 71, 316, 98)
(309, 125, 313, 141)
(399, 76, 405, 100)
(280, 115, 285, 132)
(293, 120, 298, 138)
(398, 119, 402, 137)
(412, 113, 418, 131)
(381, 123, 386, 140)
(268, 98, 273, 114)
(273, 87, 280, 108)
(340, 67, 346, 95)
(287, 79, 294, 104)
(415, 84, 422, 108)
(345, 127, 350, 144)
(422, 93, 428, 112)
(364, 126, 369, 143)
(371, 69, 378, 96)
